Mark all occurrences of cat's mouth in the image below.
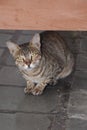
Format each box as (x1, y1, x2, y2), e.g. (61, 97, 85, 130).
(16, 60, 40, 70)
(21, 63, 36, 70)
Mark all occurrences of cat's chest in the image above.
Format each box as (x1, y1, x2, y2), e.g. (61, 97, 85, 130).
(21, 69, 45, 83)
(28, 76, 44, 83)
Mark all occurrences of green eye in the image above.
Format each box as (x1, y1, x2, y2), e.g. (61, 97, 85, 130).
(32, 53, 36, 56)
(31, 55, 32, 61)
(31, 53, 36, 60)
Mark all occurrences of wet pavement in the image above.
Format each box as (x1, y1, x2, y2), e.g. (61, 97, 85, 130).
(0, 30, 87, 130)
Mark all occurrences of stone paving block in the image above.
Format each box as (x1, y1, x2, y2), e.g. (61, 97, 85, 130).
(80, 38, 87, 53)
(0, 48, 4, 57)
(67, 89, 87, 118)
(16, 113, 51, 130)
(0, 113, 16, 130)
(0, 34, 12, 47)
(0, 86, 24, 111)
(76, 54, 87, 71)
(5, 50, 15, 66)
(59, 31, 81, 39)
(72, 70, 87, 90)
(22, 30, 42, 35)
(51, 113, 67, 130)
(79, 31, 87, 38)
(0, 30, 15, 34)
(0, 113, 52, 130)
(18, 35, 34, 44)
(0, 86, 60, 113)
(0, 48, 15, 66)
(0, 66, 26, 86)
(67, 118, 87, 130)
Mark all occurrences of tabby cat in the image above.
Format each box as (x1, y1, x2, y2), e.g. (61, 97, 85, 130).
(6, 31, 74, 95)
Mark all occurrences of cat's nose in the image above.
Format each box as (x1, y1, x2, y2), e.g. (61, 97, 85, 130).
(28, 64, 30, 68)
(24, 60, 31, 66)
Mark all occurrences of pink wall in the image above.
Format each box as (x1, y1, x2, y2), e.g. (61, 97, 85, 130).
(0, 0, 87, 30)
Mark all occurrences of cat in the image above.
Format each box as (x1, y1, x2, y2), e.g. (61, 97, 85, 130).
(6, 31, 74, 95)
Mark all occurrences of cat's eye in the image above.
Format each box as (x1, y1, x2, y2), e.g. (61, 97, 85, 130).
(31, 55, 33, 61)
(16, 58, 22, 62)
(23, 58, 25, 62)
(23, 58, 29, 64)
(32, 53, 36, 56)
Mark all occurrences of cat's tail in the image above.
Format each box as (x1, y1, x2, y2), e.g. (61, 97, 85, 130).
(58, 53, 74, 79)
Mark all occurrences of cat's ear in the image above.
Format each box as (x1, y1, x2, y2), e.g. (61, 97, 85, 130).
(6, 41, 20, 57)
(30, 33, 41, 50)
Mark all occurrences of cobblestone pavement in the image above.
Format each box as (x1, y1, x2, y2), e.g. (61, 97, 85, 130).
(0, 30, 87, 130)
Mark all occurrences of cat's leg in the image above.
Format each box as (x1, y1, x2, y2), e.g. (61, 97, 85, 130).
(31, 79, 50, 95)
(24, 80, 35, 94)
(49, 78, 58, 86)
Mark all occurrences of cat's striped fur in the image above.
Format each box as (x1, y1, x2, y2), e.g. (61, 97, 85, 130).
(7, 31, 74, 95)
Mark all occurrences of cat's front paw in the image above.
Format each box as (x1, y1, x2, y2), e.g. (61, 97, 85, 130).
(24, 87, 34, 94)
(24, 81, 35, 94)
(32, 87, 43, 96)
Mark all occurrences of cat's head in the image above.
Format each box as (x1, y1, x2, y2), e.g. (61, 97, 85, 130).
(6, 33, 41, 70)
